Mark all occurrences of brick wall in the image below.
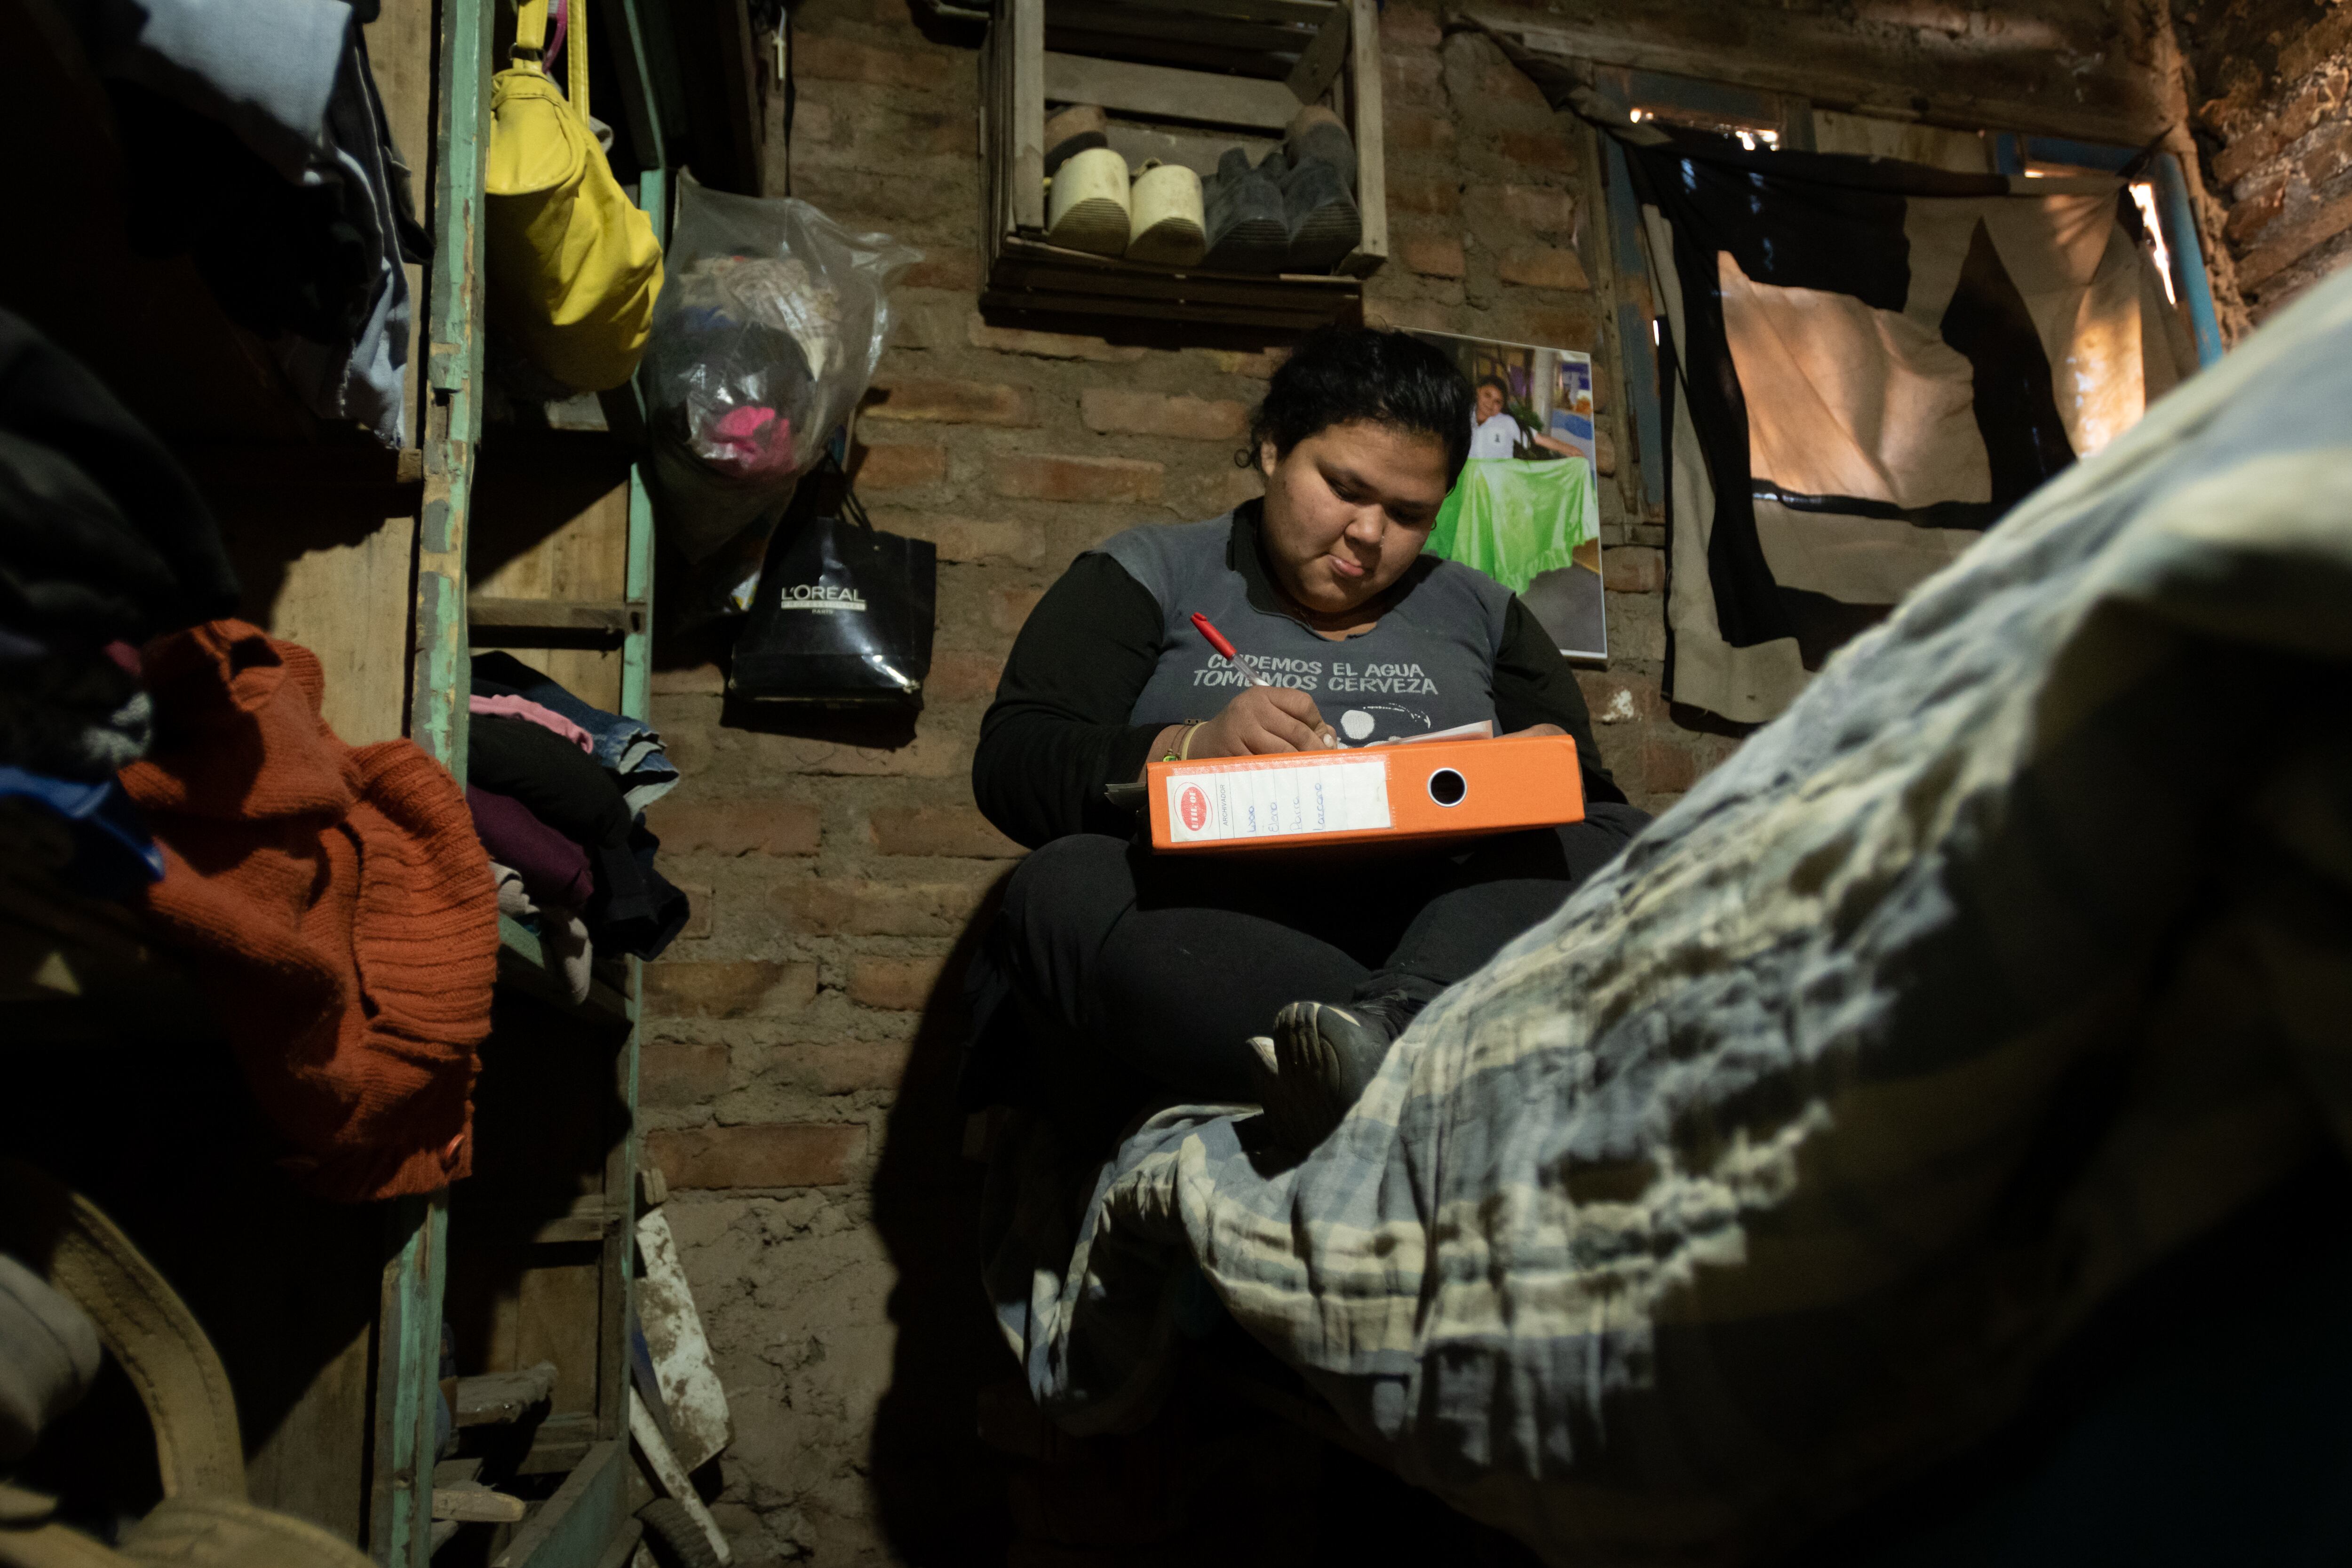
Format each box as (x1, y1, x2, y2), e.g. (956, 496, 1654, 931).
(638, 3, 2156, 1562)
(2182, 0, 2352, 325)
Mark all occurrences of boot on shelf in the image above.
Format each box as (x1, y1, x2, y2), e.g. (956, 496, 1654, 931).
(1278, 105, 1360, 272)
(1200, 145, 1287, 273)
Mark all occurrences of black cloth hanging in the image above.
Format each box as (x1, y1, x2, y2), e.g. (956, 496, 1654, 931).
(0, 310, 238, 646)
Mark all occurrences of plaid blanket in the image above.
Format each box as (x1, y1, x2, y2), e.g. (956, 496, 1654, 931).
(984, 268, 2352, 1564)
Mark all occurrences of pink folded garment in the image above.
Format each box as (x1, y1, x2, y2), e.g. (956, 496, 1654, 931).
(469, 694, 594, 754)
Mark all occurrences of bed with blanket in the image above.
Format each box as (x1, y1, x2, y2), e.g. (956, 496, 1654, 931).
(982, 271, 2352, 1562)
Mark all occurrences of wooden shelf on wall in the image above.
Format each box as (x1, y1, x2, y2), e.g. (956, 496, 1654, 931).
(981, 0, 1386, 331)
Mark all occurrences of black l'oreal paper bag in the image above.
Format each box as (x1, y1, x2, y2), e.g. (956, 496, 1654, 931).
(728, 464, 936, 708)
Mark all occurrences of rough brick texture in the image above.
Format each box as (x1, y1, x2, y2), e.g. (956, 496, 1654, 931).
(646, 1124, 865, 1189)
(636, 3, 2184, 1561)
(2181, 0, 2352, 322)
(644, 797, 821, 857)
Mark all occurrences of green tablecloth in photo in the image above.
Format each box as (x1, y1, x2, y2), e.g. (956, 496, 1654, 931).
(1423, 456, 1597, 594)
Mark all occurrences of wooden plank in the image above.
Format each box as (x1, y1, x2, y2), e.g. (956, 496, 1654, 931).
(370, 1193, 449, 1568)
(434, 1486, 530, 1523)
(518, 1259, 605, 1419)
(993, 239, 1359, 299)
(1283, 2, 1350, 103)
(628, 1393, 731, 1563)
(596, 0, 667, 175)
(243, 1279, 374, 1536)
(498, 918, 634, 1024)
(982, 287, 1347, 332)
(590, 1521, 645, 1568)
(1012, 0, 1047, 230)
(1043, 50, 1302, 130)
(599, 968, 642, 1445)
(1044, 26, 1300, 82)
(1047, 4, 1314, 63)
(492, 1439, 628, 1568)
(516, 1413, 600, 1476)
(1341, 0, 1385, 272)
(412, 0, 495, 777)
(454, 1362, 559, 1426)
(1089, 0, 1335, 25)
(468, 598, 643, 634)
(1455, 8, 2164, 146)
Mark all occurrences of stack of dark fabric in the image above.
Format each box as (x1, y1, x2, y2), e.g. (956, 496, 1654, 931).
(0, 309, 238, 903)
(464, 653, 687, 1003)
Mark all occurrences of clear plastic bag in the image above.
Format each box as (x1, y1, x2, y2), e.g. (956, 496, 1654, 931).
(644, 176, 918, 588)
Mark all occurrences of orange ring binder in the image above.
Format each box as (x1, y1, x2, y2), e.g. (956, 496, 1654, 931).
(1144, 734, 1586, 852)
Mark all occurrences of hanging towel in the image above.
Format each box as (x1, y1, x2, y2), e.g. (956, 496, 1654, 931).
(118, 622, 497, 1202)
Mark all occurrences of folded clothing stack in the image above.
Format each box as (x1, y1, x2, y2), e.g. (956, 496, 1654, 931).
(464, 654, 689, 1001)
(0, 310, 238, 902)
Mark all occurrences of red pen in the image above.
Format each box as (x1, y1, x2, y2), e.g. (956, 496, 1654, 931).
(1189, 612, 1275, 688)
(1191, 613, 1338, 748)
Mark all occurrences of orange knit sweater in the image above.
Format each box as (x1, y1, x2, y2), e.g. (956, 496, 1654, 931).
(119, 621, 499, 1201)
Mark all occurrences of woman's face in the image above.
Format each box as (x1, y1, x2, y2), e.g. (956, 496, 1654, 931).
(1475, 383, 1505, 421)
(1257, 420, 1452, 621)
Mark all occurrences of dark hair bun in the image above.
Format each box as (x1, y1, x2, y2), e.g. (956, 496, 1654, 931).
(1247, 326, 1474, 484)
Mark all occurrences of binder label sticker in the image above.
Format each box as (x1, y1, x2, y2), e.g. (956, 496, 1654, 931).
(1162, 758, 1392, 844)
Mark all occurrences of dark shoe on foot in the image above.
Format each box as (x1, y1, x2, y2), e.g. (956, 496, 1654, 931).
(1201, 147, 1287, 273)
(1251, 992, 1425, 1150)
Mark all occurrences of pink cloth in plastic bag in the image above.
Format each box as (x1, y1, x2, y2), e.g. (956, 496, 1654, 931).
(704, 404, 795, 478)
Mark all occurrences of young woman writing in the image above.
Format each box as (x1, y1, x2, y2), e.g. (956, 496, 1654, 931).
(968, 327, 1649, 1149)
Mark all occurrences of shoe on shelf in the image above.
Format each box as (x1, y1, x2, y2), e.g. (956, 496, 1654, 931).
(1045, 145, 1133, 257)
(1285, 104, 1358, 193)
(1278, 107, 1360, 272)
(1249, 989, 1431, 1151)
(1043, 103, 1107, 176)
(1126, 160, 1206, 267)
(1200, 146, 1288, 274)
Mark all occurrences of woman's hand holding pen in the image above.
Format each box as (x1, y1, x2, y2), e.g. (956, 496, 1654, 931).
(1191, 686, 1339, 757)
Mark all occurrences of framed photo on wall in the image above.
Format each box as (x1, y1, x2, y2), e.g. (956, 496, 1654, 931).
(1406, 329, 1607, 662)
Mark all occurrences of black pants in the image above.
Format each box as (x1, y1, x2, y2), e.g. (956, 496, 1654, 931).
(989, 803, 1649, 1138)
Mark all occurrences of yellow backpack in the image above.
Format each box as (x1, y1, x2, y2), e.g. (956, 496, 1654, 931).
(485, 0, 663, 391)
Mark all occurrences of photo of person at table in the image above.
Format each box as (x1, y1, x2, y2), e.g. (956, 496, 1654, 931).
(1470, 374, 1582, 461)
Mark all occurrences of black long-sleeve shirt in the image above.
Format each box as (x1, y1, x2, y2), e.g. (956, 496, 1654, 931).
(974, 507, 1622, 849)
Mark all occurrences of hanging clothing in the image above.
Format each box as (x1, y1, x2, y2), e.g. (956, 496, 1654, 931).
(63, 0, 428, 444)
(0, 310, 239, 646)
(1620, 129, 2194, 723)
(119, 622, 498, 1202)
